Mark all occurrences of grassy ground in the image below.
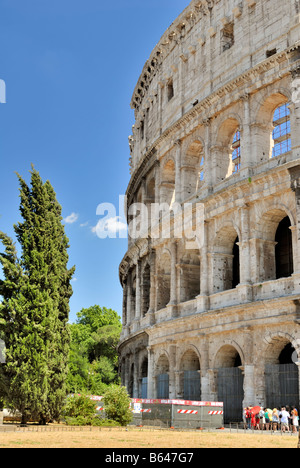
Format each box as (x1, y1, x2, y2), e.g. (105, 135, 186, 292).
(0, 427, 298, 448)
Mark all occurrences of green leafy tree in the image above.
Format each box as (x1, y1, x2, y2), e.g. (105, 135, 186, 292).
(63, 394, 98, 426)
(67, 306, 121, 395)
(102, 385, 132, 427)
(0, 168, 75, 424)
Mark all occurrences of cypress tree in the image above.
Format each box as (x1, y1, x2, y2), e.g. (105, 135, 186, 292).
(0, 167, 75, 424)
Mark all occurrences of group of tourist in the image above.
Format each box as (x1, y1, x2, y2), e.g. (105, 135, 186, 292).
(244, 406, 299, 432)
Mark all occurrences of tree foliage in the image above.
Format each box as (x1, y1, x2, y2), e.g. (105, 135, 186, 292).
(102, 385, 132, 427)
(0, 168, 74, 424)
(67, 305, 121, 395)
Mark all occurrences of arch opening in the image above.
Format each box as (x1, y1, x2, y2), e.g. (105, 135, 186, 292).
(180, 349, 201, 401)
(265, 338, 299, 410)
(216, 345, 244, 423)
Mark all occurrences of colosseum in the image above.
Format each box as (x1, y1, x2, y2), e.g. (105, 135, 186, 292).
(118, 0, 300, 422)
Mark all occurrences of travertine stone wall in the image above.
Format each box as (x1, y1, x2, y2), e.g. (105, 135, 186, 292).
(119, 0, 300, 420)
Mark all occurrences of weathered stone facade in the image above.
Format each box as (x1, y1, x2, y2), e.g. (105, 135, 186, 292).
(119, 0, 300, 422)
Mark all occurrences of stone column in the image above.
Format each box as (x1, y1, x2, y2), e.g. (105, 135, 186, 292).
(155, 160, 161, 205)
(175, 371, 184, 398)
(240, 94, 252, 176)
(237, 205, 254, 303)
(203, 119, 212, 188)
(242, 365, 256, 408)
(288, 165, 300, 290)
(207, 369, 218, 402)
(126, 272, 132, 327)
(239, 205, 251, 284)
(158, 82, 164, 136)
(197, 220, 210, 312)
(124, 355, 130, 393)
(133, 353, 140, 398)
(290, 67, 300, 155)
(121, 283, 129, 337)
(135, 260, 141, 322)
(289, 68, 300, 291)
(175, 139, 182, 204)
(170, 241, 178, 306)
(147, 346, 155, 399)
(148, 249, 157, 325)
(168, 345, 177, 399)
(198, 340, 209, 400)
(200, 221, 209, 292)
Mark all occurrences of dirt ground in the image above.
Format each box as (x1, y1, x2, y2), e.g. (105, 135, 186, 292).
(0, 427, 298, 448)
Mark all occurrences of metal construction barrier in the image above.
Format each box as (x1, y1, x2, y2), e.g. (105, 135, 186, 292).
(131, 399, 224, 430)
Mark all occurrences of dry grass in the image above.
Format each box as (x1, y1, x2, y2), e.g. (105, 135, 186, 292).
(0, 427, 298, 448)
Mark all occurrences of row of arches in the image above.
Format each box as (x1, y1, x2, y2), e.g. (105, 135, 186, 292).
(160, 101, 291, 205)
(123, 208, 295, 327)
(124, 337, 299, 423)
(131, 95, 292, 216)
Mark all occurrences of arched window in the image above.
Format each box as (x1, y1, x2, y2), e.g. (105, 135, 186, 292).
(275, 216, 293, 279)
(167, 79, 174, 102)
(232, 130, 241, 174)
(272, 104, 291, 158)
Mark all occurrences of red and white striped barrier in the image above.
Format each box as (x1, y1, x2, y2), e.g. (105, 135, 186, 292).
(177, 410, 198, 415)
(96, 407, 104, 411)
(140, 409, 151, 413)
(208, 411, 223, 415)
(132, 399, 223, 407)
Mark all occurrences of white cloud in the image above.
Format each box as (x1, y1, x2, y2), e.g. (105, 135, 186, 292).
(80, 221, 89, 228)
(64, 212, 79, 224)
(92, 216, 128, 238)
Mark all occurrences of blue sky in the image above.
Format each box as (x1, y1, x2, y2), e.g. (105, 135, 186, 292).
(0, 0, 190, 323)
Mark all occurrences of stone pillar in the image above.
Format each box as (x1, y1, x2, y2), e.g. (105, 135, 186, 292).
(124, 356, 130, 393)
(207, 369, 218, 402)
(288, 166, 300, 290)
(158, 82, 164, 135)
(170, 241, 178, 305)
(197, 220, 210, 312)
(148, 249, 156, 318)
(239, 205, 251, 285)
(121, 283, 129, 337)
(240, 94, 252, 176)
(169, 345, 177, 399)
(126, 272, 132, 327)
(133, 353, 139, 398)
(175, 371, 184, 398)
(147, 346, 155, 399)
(135, 260, 141, 322)
(290, 68, 300, 156)
(242, 365, 256, 408)
(175, 139, 182, 204)
(155, 160, 161, 206)
(203, 119, 212, 188)
(199, 340, 209, 400)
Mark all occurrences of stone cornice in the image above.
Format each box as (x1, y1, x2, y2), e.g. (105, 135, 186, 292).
(130, 0, 215, 111)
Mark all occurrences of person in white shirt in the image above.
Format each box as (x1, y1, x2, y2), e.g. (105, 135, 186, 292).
(279, 407, 290, 432)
